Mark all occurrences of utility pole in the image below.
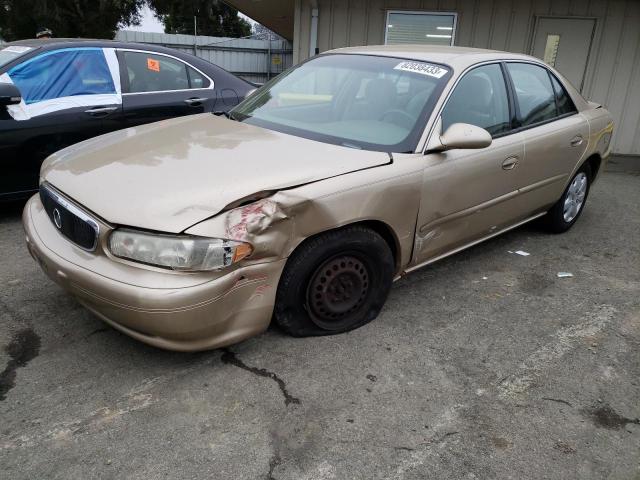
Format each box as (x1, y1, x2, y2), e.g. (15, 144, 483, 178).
(267, 37, 271, 81)
(193, 15, 198, 56)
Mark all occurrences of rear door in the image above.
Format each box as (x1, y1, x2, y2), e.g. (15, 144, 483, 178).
(504, 62, 588, 209)
(118, 50, 217, 128)
(0, 47, 122, 198)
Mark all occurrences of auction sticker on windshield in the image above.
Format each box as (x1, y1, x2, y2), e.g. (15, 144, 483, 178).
(394, 61, 448, 78)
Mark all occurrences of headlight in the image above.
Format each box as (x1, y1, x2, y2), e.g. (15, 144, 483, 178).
(109, 229, 252, 271)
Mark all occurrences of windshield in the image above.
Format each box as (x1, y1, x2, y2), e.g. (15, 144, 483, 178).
(0, 45, 33, 69)
(231, 54, 451, 152)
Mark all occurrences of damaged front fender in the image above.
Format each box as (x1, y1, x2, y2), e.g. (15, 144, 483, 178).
(185, 194, 297, 264)
(185, 154, 426, 273)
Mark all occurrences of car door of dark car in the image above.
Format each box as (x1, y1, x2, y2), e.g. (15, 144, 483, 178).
(118, 50, 217, 128)
(0, 47, 122, 199)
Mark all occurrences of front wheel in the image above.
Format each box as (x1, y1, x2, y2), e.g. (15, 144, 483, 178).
(274, 226, 394, 337)
(542, 164, 591, 233)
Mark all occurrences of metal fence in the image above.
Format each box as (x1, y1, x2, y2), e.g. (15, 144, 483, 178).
(115, 31, 293, 84)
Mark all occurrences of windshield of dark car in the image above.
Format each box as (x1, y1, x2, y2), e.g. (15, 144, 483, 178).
(230, 54, 451, 152)
(0, 45, 33, 69)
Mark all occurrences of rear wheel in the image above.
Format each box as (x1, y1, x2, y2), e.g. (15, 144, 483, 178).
(274, 226, 394, 337)
(542, 164, 591, 233)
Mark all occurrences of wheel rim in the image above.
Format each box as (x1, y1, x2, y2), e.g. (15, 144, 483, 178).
(563, 172, 588, 223)
(306, 255, 370, 330)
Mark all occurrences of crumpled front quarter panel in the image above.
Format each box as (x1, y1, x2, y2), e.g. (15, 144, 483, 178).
(186, 154, 427, 274)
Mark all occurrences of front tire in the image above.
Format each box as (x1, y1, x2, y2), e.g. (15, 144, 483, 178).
(542, 164, 591, 233)
(274, 226, 394, 337)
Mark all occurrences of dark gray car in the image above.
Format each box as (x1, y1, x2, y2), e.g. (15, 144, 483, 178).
(0, 38, 255, 200)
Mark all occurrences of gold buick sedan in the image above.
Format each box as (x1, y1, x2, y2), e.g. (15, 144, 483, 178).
(23, 46, 613, 351)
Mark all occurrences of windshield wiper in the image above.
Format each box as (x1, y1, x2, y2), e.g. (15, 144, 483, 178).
(213, 110, 238, 121)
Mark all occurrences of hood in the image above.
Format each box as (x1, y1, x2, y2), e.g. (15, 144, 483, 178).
(42, 114, 390, 233)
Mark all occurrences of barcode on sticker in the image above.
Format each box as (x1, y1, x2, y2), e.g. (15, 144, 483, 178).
(394, 61, 448, 78)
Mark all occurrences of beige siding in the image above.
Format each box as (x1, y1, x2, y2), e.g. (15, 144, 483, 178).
(293, 0, 640, 154)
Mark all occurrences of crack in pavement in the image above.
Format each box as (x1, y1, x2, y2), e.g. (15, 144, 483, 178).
(220, 348, 300, 406)
(542, 397, 573, 407)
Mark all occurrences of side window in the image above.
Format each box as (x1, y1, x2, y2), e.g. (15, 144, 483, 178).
(123, 52, 190, 93)
(441, 63, 510, 136)
(8, 48, 115, 104)
(506, 63, 557, 126)
(188, 66, 211, 89)
(549, 74, 576, 116)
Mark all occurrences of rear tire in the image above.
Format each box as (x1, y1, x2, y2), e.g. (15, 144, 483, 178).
(542, 164, 591, 233)
(274, 226, 394, 337)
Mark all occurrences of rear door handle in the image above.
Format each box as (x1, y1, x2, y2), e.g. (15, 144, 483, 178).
(570, 135, 584, 147)
(84, 106, 118, 116)
(502, 156, 519, 170)
(184, 97, 208, 106)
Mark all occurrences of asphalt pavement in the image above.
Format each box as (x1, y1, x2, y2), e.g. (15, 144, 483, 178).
(0, 167, 638, 479)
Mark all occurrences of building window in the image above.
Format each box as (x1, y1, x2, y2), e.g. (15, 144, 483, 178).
(385, 11, 457, 46)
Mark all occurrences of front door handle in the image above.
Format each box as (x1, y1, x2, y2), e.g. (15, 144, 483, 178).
(570, 135, 584, 147)
(84, 106, 118, 116)
(184, 97, 208, 106)
(502, 156, 519, 170)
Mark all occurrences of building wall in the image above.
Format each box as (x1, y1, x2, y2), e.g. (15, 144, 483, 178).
(293, 0, 640, 155)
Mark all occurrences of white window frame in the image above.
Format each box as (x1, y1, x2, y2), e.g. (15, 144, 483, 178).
(384, 10, 458, 46)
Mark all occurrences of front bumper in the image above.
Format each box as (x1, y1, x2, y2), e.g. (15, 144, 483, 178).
(23, 195, 286, 351)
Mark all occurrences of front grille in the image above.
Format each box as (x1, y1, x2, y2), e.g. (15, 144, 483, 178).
(40, 184, 99, 251)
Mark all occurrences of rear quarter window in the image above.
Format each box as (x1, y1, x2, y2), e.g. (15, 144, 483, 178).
(549, 74, 577, 116)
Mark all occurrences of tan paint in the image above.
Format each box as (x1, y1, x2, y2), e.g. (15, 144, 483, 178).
(23, 47, 613, 351)
(41, 113, 390, 233)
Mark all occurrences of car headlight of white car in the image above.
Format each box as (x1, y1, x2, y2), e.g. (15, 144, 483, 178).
(109, 229, 252, 271)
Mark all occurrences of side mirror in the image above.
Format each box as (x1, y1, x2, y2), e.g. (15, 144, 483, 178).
(0, 83, 22, 106)
(438, 123, 492, 151)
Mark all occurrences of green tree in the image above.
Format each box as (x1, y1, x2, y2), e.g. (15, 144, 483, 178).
(0, 0, 144, 41)
(149, 0, 251, 38)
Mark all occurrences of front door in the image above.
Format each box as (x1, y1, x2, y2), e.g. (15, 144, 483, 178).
(531, 17, 596, 91)
(413, 63, 525, 265)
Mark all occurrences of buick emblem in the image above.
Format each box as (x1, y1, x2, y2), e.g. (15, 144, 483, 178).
(52, 208, 62, 229)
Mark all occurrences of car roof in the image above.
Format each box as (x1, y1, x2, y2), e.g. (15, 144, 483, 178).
(5, 38, 186, 56)
(324, 45, 542, 71)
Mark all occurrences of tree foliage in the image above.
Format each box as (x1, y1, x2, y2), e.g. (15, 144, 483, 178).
(149, 0, 251, 38)
(252, 22, 281, 41)
(0, 0, 144, 42)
